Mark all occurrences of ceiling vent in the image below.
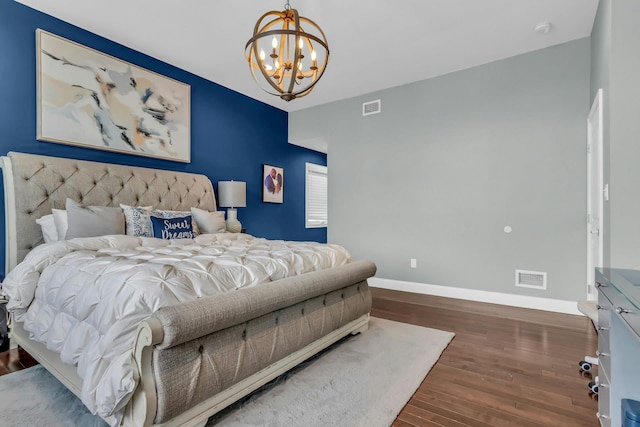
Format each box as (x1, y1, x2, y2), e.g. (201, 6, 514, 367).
(362, 99, 381, 116)
(515, 270, 547, 290)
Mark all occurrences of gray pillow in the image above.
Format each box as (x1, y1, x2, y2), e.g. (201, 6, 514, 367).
(65, 199, 125, 239)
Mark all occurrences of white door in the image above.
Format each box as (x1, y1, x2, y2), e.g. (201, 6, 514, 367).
(586, 89, 604, 301)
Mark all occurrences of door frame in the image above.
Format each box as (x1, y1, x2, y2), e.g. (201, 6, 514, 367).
(586, 88, 604, 300)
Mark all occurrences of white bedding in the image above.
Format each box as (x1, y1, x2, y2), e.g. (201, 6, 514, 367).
(2, 233, 352, 425)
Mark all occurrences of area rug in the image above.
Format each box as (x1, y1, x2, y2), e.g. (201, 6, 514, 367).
(0, 318, 454, 427)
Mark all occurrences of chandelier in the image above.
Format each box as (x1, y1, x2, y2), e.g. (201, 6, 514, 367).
(245, 1, 329, 102)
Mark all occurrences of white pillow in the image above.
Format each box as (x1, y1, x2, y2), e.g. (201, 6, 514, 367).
(190, 207, 226, 233)
(52, 209, 68, 241)
(35, 214, 58, 243)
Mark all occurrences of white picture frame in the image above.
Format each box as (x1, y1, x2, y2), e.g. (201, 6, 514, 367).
(263, 164, 284, 203)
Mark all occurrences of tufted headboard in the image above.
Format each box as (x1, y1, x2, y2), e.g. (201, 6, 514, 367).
(1, 151, 217, 272)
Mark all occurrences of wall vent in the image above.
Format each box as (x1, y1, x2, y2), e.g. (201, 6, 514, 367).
(362, 99, 381, 116)
(515, 269, 547, 290)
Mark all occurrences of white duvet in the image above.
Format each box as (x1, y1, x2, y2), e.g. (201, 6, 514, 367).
(2, 233, 351, 425)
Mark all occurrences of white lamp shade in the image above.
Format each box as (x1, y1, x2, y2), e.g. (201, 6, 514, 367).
(218, 181, 246, 208)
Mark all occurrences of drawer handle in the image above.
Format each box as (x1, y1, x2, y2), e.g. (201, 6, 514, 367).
(596, 350, 609, 357)
(597, 412, 610, 420)
(596, 304, 607, 310)
(596, 325, 609, 331)
(616, 306, 631, 314)
(596, 282, 608, 288)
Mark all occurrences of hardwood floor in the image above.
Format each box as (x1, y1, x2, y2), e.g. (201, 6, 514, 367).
(0, 288, 599, 426)
(371, 288, 599, 427)
(0, 346, 38, 376)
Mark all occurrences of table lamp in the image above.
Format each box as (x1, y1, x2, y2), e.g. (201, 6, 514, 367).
(217, 181, 246, 232)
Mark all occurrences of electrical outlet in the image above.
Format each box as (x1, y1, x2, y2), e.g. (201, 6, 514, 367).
(410, 258, 417, 268)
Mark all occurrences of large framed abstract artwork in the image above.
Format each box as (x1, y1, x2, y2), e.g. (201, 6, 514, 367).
(36, 29, 191, 163)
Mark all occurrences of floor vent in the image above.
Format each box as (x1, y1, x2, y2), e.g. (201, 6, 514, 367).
(515, 269, 547, 290)
(362, 99, 381, 116)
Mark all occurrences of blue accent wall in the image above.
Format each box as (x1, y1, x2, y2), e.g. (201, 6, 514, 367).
(0, 2, 327, 275)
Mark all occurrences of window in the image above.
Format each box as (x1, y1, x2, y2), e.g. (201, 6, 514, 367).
(305, 163, 328, 228)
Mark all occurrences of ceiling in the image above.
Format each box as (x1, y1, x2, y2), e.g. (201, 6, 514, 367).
(17, 0, 599, 113)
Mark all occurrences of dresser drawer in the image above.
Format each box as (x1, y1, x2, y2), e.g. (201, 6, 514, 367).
(597, 327, 611, 378)
(599, 286, 640, 339)
(616, 304, 640, 339)
(596, 283, 612, 329)
(597, 373, 611, 427)
(597, 270, 640, 339)
(597, 281, 623, 309)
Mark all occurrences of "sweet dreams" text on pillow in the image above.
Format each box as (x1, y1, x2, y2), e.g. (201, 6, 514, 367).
(150, 215, 195, 239)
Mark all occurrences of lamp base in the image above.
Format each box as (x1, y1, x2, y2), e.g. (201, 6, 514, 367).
(226, 208, 242, 233)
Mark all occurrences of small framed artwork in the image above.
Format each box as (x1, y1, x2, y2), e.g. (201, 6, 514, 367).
(263, 164, 284, 203)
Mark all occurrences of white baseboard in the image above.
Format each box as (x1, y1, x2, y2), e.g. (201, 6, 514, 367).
(369, 277, 583, 316)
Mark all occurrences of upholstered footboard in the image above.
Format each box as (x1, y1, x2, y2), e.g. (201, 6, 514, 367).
(123, 259, 376, 427)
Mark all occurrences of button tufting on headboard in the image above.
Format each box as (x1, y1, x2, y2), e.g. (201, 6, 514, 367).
(1, 151, 217, 272)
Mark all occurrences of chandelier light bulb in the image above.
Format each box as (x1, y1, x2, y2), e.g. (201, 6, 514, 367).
(272, 36, 278, 49)
(310, 49, 317, 70)
(259, 50, 265, 61)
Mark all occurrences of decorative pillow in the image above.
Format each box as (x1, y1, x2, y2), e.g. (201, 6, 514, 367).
(190, 207, 226, 234)
(35, 214, 58, 243)
(52, 209, 68, 241)
(150, 215, 195, 239)
(65, 199, 125, 239)
(153, 209, 199, 235)
(120, 204, 153, 237)
(120, 204, 199, 237)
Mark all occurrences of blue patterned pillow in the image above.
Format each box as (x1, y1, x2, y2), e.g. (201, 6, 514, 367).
(150, 215, 194, 239)
(121, 205, 199, 237)
(120, 205, 153, 237)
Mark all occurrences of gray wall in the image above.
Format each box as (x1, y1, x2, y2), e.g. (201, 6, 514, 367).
(291, 39, 591, 302)
(591, 0, 640, 270)
(607, 0, 640, 268)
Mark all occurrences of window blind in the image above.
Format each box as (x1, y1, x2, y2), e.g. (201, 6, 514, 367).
(305, 163, 328, 228)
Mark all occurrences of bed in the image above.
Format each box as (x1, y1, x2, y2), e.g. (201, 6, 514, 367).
(0, 151, 375, 426)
